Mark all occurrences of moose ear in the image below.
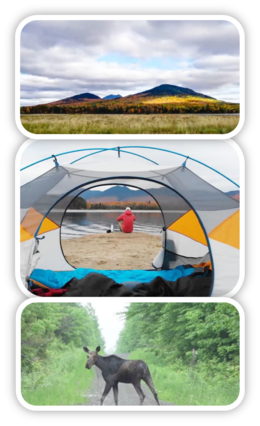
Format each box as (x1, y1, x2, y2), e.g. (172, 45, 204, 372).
(83, 347, 89, 353)
(96, 346, 101, 353)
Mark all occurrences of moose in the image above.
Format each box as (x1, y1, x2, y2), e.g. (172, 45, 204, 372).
(83, 346, 160, 406)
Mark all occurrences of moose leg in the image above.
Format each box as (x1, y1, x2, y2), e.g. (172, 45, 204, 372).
(133, 382, 145, 405)
(143, 376, 160, 405)
(100, 383, 112, 406)
(113, 383, 119, 406)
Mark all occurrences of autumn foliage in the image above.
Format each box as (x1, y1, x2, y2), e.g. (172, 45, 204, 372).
(86, 201, 159, 210)
(21, 94, 239, 115)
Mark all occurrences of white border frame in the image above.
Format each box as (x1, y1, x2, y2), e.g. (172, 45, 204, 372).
(16, 298, 245, 411)
(15, 15, 245, 140)
(15, 138, 245, 299)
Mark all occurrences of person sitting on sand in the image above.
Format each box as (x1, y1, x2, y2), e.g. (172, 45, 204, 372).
(117, 207, 136, 233)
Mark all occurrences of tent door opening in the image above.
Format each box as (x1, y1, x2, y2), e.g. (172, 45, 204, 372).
(60, 184, 164, 271)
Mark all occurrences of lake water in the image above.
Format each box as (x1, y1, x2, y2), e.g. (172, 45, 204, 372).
(61, 210, 164, 239)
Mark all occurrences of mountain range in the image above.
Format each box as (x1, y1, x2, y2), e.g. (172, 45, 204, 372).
(80, 185, 240, 203)
(21, 84, 239, 115)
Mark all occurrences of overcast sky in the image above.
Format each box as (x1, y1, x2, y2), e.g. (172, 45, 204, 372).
(20, 19, 240, 106)
(82, 302, 130, 353)
(19, 140, 240, 191)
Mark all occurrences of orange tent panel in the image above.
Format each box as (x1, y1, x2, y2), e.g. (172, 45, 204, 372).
(20, 226, 33, 242)
(209, 210, 239, 249)
(167, 210, 207, 246)
(20, 208, 59, 242)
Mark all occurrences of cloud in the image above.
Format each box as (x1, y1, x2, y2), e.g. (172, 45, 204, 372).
(20, 19, 240, 104)
(194, 55, 239, 71)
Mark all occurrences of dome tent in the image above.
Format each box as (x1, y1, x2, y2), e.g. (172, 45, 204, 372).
(20, 147, 240, 297)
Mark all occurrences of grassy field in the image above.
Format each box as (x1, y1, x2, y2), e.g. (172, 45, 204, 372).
(21, 348, 94, 406)
(129, 350, 239, 406)
(20, 114, 240, 134)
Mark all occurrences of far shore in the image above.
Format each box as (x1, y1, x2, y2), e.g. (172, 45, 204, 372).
(66, 209, 160, 213)
(53, 209, 186, 213)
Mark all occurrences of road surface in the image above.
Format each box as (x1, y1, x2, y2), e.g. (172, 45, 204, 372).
(85, 354, 174, 406)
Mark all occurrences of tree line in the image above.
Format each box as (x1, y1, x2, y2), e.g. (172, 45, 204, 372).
(86, 201, 160, 210)
(21, 303, 104, 374)
(21, 99, 239, 115)
(68, 197, 160, 210)
(116, 303, 239, 372)
(21, 303, 105, 405)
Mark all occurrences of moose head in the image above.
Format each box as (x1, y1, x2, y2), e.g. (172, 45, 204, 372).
(83, 346, 101, 369)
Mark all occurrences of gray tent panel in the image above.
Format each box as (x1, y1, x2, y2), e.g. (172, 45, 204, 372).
(165, 167, 239, 211)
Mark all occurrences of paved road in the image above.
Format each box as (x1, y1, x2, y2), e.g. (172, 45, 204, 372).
(85, 354, 174, 406)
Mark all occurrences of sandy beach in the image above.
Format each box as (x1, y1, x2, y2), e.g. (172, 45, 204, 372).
(61, 232, 162, 270)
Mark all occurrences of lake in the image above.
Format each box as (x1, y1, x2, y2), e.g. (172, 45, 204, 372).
(61, 210, 164, 239)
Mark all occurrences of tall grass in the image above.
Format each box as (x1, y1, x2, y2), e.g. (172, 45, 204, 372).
(21, 348, 94, 406)
(20, 114, 240, 135)
(129, 350, 239, 406)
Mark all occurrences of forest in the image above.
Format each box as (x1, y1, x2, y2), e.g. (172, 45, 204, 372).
(69, 196, 87, 210)
(68, 197, 160, 210)
(85, 201, 159, 210)
(20, 96, 239, 115)
(116, 303, 240, 406)
(21, 303, 104, 406)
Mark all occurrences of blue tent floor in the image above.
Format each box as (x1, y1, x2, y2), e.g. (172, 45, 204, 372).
(30, 265, 197, 289)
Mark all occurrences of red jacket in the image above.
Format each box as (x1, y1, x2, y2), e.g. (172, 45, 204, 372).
(117, 210, 136, 233)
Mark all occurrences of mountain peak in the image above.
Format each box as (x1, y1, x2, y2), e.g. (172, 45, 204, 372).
(136, 84, 215, 100)
(103, 94, 122, 100)
(66, 92, 101, 101)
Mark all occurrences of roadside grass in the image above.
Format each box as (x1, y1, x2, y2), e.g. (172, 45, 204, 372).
(21, 348, 94, 406)
(129, 350, 239, 406)
(20, 114, 240, 135)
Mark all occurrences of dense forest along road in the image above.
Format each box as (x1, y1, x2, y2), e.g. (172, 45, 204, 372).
(85, 354, 174, 406)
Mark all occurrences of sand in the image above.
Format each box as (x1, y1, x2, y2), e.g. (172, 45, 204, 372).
(61, 232, 162, 270)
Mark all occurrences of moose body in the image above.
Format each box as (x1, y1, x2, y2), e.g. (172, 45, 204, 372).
(83, 346, 159, 406)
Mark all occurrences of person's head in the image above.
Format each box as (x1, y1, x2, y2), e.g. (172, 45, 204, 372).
(125, 207, 131, 211)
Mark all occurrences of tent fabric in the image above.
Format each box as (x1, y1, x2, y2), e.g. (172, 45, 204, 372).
(20, 238, 40, 287)
(168, 209, 208, 246)
(165, 229, 208, 258)
(20, 163, 240, 296)
(208, 210, 240, 249)
(20, 207, 59, 242)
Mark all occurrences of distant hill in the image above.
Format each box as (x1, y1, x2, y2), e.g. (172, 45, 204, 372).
(46, 92, 101, 106)
(103, 94, 122, 100)
(21, 83, 239, 114)
(135, 84, 214, 99)
(65, 92, 100, 101)
(81, 186, 240, 203)
(81, 186, 154, 202)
